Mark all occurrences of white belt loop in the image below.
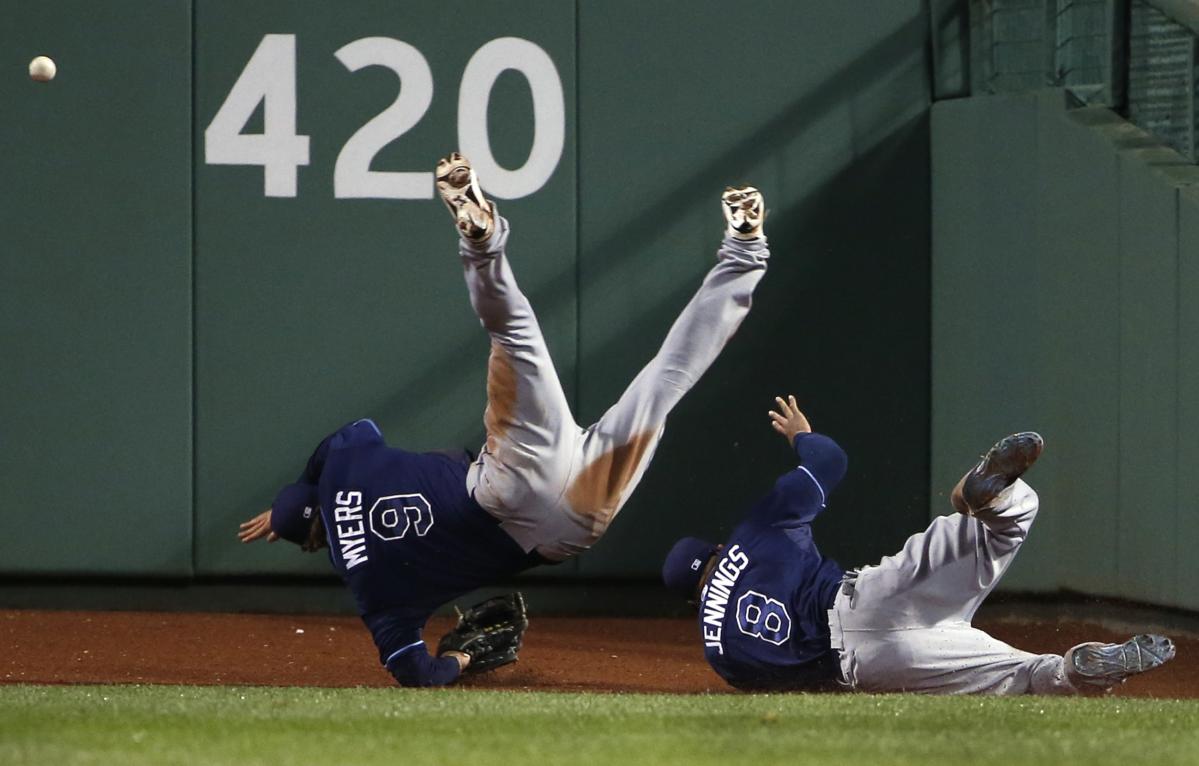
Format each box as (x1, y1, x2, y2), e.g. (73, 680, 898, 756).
(840, 568, 861, 609)
(826, 599, 856, 690)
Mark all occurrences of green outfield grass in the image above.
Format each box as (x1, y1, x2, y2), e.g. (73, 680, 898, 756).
(1, 685, 1196, 766)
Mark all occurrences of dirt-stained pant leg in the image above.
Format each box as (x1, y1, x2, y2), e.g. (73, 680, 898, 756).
(828, 480, 1079, 694)
(462, 223, 766, 562)
(551, 234, 770, 558)
(460, 215, 582, 551)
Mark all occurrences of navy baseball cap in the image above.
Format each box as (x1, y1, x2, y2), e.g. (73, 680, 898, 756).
(270, 482, 319, 545)
(662, 537, 719, 597)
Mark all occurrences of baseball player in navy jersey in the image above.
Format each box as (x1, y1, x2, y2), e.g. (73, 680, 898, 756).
(238, 153, 771, 687)
(663, 397, 1176, 694)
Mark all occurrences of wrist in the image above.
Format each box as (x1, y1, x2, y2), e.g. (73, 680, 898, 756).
(443, 650, 471, 672)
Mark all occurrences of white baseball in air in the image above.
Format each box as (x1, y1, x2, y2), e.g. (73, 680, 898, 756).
(29, 56, 57, 82)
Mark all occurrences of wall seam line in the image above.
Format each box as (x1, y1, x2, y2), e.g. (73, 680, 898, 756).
(573, 0, 582, 423)
(572, 0, 582, 575)
(1174, 187, 1181, 605)
(1114, 150, 1122, 595)
(189, 0, 199, 579)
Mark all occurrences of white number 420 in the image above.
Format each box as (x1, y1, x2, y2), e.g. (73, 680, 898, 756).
(204, 34, 566, 200)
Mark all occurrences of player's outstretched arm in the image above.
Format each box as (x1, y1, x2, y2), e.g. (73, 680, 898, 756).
(753, 396, 846, 525)
(768, 395, 811, 443)
(237, 509, 278, 543)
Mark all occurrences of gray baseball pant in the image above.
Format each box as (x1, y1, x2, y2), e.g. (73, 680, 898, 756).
(827, 480, 1082, 694)
(461, 214, 769, 561)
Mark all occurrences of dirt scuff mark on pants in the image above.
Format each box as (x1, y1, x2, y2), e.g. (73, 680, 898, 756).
(484, 341, 517, 453)
(566, 431, 656, 534)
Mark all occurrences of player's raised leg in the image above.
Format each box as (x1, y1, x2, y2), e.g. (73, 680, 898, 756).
(830, 432, 1175, 694)
(559, 187, 770, 548)
(838, 432, 1043, 632)
(436, 153, 579, 544)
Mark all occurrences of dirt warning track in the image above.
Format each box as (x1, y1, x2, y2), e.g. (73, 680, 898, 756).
(1, 610, 1193, 697)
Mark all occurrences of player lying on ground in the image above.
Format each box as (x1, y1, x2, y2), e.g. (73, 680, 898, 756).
(238, 153, 771, 687)
(662, 399, 1176, 694)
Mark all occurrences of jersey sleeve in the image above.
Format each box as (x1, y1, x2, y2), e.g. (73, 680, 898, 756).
(384, 642, 462, 687)
(749, 432, 848, 526)
(366, 608, 461, 687)
(298, 418, 386, 485)
(745, 471, 828, 526)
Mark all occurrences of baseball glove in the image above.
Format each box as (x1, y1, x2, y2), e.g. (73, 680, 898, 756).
(437, 592, 528, 674)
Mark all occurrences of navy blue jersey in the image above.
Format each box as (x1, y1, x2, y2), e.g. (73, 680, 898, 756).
(699, 433, 847, 690)
(297, 420, 543, 684)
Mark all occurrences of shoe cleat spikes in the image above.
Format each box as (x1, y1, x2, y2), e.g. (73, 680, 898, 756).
(951, 432, 1043, 515)
(436, 152, 494, 242)
(1067, 634, 1175, 690)
(722, 185, 765, 240)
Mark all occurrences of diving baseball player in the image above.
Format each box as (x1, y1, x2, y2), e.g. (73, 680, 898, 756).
(239, 153, 771, 687)
(662, 396, 1175, 694)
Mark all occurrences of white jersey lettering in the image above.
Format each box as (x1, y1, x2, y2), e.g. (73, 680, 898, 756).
(333, 490, 369, 570)
(700, 544, 750, 655)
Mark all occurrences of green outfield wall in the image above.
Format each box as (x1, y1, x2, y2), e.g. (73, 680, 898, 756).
(932, 90, 1199, 610)
(1, 2, 931, 582)
(0, 1, 194, 575)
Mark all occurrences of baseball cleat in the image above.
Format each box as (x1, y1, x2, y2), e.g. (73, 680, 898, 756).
(722, 186, 765, 239)
(950, 431, 1043, 515)
(436, 152, 494, 242)
(1066, 634, 1175, 690)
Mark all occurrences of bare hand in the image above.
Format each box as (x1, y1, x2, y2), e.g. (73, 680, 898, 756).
(768, 395, 811, 443)
(238, 509, 279, 543)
